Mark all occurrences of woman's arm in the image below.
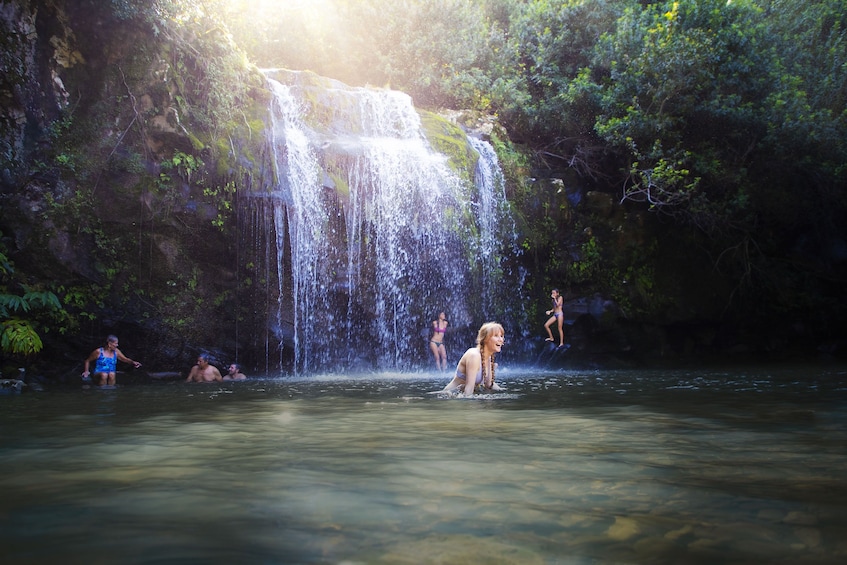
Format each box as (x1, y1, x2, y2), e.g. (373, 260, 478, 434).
(117, 349, 142, 368)
(462, 350, 481, 396)
(82, 349, 98, 376)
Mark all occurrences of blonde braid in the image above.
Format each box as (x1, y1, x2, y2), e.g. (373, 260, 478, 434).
(477, 341, 485, 392)
(479, 348, 496, 391)
(475, 322, 504, 392)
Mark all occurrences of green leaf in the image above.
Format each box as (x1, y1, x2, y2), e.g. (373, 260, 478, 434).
(1, 318, 43, 356)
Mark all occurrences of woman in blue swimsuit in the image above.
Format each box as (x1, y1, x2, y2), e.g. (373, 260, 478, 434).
(82, 335, 142, 386)
(429, 311, 449, 370)
(442, 322, 505, 395)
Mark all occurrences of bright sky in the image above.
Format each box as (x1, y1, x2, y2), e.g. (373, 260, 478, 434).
(223, 0, 337, 22)
(221, 0, 342, 42)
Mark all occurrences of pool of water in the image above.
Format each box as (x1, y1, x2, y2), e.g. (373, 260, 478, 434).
(2, 364, 846, 564)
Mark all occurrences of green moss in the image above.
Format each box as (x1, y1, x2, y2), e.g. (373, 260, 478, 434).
(418, 110, 477, 182)
(328, 172, 349, 200)
(306, 87, 359, 133)
(214, 137, 232, 176)
(489, 129, 531, 189)
(247, 119, 265, 135)
(188, 132, 205, 151)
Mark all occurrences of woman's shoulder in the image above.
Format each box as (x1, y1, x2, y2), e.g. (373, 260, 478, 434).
(461, 347, 481, 359)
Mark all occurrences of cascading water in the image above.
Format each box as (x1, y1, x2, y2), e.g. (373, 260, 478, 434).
(257, 70, 524, 373)
(468, 137, 525, 321)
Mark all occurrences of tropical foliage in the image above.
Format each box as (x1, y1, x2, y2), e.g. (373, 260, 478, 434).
(222, 0, 846, 326)
(3, 0, 846, 368)
(221, 0, 847, 231)
(0, 233, 66, 357)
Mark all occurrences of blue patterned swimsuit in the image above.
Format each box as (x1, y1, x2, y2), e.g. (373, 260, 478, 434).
(94, 348, 117, 373)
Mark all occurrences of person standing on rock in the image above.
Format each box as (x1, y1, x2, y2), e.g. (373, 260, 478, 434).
(543, 288, 565, 347)
(82, 335, 142, 386)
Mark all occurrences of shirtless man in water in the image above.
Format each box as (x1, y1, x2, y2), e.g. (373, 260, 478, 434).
(185, 354, 223, 383)
(222, 363, 247, 381)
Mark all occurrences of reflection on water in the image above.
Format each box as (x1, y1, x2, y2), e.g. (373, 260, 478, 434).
(1, 365, 846, 564)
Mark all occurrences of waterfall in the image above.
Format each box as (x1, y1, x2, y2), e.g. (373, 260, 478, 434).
(468, 137, 525, 320)
(257, 70, 523, 373)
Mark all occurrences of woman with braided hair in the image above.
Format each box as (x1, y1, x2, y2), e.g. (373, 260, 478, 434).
(441, 322, 505, 396)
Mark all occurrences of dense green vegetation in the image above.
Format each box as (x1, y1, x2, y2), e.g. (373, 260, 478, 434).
(220, 0, 846, 343)
(2, 0, 845, 373)
(0, 0, 270, 371)
(0, 232, 66, 357)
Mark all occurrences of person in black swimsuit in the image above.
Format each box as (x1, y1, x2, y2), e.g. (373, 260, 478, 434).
(429, 311, 449, 370)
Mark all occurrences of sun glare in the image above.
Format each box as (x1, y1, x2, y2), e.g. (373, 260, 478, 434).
(222, 0, 342, 46)
(223, 0, 337, 22)
(217, 0, 355, 77)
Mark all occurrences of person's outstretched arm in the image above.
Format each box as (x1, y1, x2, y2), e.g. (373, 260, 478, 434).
(116, 349, 142, 368)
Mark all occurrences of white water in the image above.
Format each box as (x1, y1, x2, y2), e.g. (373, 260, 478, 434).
(469, 136, 525, 321)
(262, 71, 523, 373)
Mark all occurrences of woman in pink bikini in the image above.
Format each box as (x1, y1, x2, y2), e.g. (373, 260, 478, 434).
(429, 311, 449, 370)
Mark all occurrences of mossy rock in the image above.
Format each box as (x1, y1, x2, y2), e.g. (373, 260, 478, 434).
(418, 110, 477, 182)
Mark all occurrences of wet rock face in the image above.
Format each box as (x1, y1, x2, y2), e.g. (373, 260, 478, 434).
(0, 1, 91, 187)
(1, 1, 40, 187)
(0, 1, 264, 375)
